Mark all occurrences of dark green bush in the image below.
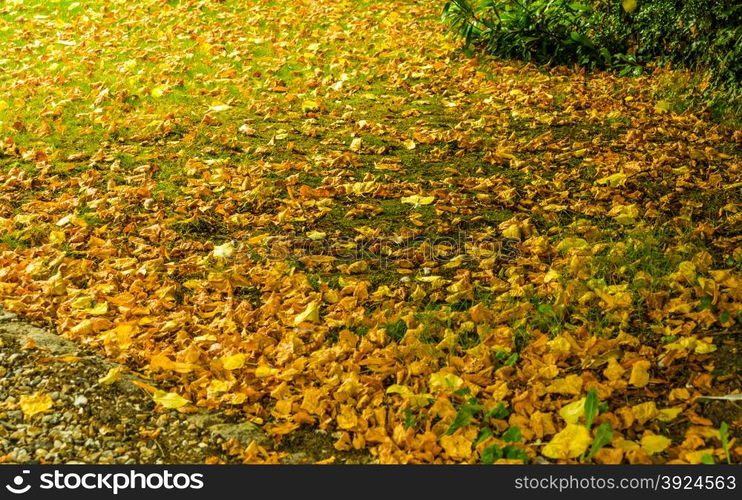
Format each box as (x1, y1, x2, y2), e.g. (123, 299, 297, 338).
(443, 0, 741, 92)
(443, 0, 614, 69)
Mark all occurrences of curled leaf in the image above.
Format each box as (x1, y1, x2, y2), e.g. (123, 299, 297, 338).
(294, 300, 321, 325)
(558, 397, 586, 424)
(98, 366, 123, 385)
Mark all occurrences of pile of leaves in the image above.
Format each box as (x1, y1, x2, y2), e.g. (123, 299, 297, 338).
(0, 0, 740, 464)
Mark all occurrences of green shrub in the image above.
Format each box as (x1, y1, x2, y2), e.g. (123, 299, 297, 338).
(442, 0, 741, 93)
(443, 0, 612, 69)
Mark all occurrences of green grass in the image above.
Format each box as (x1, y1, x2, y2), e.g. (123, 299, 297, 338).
(0, 235, 28, 249)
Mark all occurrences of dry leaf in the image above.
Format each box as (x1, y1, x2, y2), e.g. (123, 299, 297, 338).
(152, 390, 190, 409)
(542, 424, 591, 459)
(19, 392, 53, 418)
(98, 366, 123, 385)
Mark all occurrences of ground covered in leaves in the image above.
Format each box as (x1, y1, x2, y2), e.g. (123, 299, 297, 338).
(0, 308, 369, 464)
(0, 0, 739, 464)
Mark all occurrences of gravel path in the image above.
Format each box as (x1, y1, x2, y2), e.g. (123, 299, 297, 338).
(0, 309, 256, 464)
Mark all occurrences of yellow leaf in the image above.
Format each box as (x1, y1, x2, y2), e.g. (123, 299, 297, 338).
(255, 365, 278, 377)
(677, 261, 696, 281)
(416, 275, 445, 287)
(429, 372, 464, 392)
(683, 448, 715, 464)
(346, 260, 368, 273)
(227, 392, 247, 405)
(385, 384, 411, 395)
(46, 273, 66, 296)
(403, 139, 416, 150)
(49, 230, 65, 245)
(629, 359, 651, 387)
(556, 237, 589, 253)
(98, 366, 122, 385)
(209, 102, 231, 113)
(104, 323, 135, 349)
(501, 224, 521, 240)
(614, 437, 640, 451)
(596, 173, 627, 187)
(654, 99, 671, 113)
(350, 181, 377, 195)
(70, 319, 94, 336)
(386, 384, 432, 407)
(400, 195, 435, 205)
(294, 300, 320, 325)
(664, 335, 716, 354)
(439, 434, 472, 460)
(548, 335, 571, 355)
(603, 357, 625, 382)
(542, 424, 591, 459)
(212, 241, 234, 258)
(545, 374, 583, 395)
(610, 203, 639, 225)
(443, 255, 465, 269)
(694, 339, 716, 354)
(182, 279, 204, 290)
(19, 392, 53, 418)
(247, 233, 268, 245)
(631, 401, 658, 425)
(220, 353, 246, 370)
(337, 405, 358, 430)
(150, 85, 167, 98)
(543, 268, 560, 283)
(301, 100, 319, 112)
(207, 379, 231, 395)
(323, 289, 339, 303)
(152, 390, 190, 409)
(194, 333, 217, 343)
(71, 296, 93, 309)
(640, 433, 671, 454)
(411, 285, 426, 301)
(622, 0, 638, 13)
(306, 230, 326, 240)
(669, 388, 690, 401)
(558, 397, 586, 424)
(85, 301, 108, 316)
(150, 354, 195, 374)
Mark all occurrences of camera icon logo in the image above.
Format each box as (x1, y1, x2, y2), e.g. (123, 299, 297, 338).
(6, 470, 31, 494)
